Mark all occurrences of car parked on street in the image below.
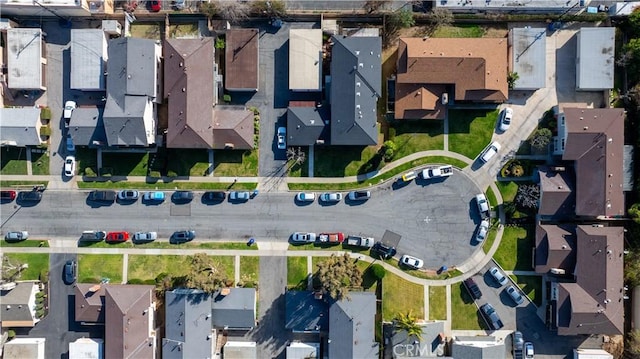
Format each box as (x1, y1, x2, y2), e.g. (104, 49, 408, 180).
(143, 191, 165, 202)
(149, 0, 161, 11)
(318, 232, 345, 244)
(463, 278, 482, 299)
(476, 219, 490, 243)
(106, 231, 129, 243)
(80, 230, 106, 242)
(88, 190, 116, 203)
(480, 303, 504, 330)
(296, 192, 316, 202)
(118, 190, 139, 201)
(291, 232, 316, 243)
(401, 171, 417, 182)
(1, 190, 17, 202)
(348, 190, 371, 201)
(372, 242, 396, 260)
(64, 156, 76, 177)
(475, 193, 490, 219)
(506, 285, 524, 305)
(172, 190, 194, 203)
(5, 231, 28, 242)
(171, 230, 195, 244)
(489, 267, 508, 287)
(229, 191, 250, 202)
(277, 127, 286, 150)
(499, 107, 513, 132)
(479, 141, 501, 163)
(18, 191, 42, 202)
(133, 231, 157, 243)
(524, 342, 534, 359)
(202, 191, 226, 203)
(320, 192, 342, 203)
(513, 331, 524, 357)
(63, 260, 77, 284)
(400, 255, 424, 269)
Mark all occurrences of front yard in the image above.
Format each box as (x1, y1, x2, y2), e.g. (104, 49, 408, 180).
(31, 150, 49, 175)
(382, 273, 424, 321)
(429, 286, 446, 320)
(493, 225, 535, 271)
(287, 256, 308, 289)
(127, 254, 236, 284)
(78, 254, 123, 283)
(451, 282, 483, 330)
(2, 253, 49, 281)
(510, 274, 542, 306)
(448, 109, 499, 159)
(0, 147, 28, 175)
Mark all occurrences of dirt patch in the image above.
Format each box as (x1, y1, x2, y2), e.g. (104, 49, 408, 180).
(483, 26, 509, 38)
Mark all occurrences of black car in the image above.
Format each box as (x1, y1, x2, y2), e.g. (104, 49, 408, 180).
(170, 230, 196, 244)
(202, 191, 226, 202)
(18, 191, 42, 202)
(480, 303, 504, 330)
(172, 191, 194, 203)
(63, 260, 77, 285)
(371, 242, 397, 260)
(463, 278, 482, 300)
(88, 190, 116, 202)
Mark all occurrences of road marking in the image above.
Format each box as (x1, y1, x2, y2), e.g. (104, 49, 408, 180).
(424, 216, 432, 223)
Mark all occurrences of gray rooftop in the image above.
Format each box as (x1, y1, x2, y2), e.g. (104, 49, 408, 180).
(452, 336, 505, 359)
(103, 95, 153, 146)
(69, 107, 106, 147)
(7, 28, 44, 90)
(285, 290, 329, 333)
(330, 35, 381, 145)
(0, 107, 42, 146)
(286, 342, 320, 359)
(576, 27, 615, 90)
(390, 321, 445, 358)
(163, 289, 214, 359)
(286, 106, 329, 146)
(328, 292, 378, 359)
(0, 281, 38, 325)
(511, 27, 546, 90)
(211, 288, 256, 329)
(71, 29, 108, 91)
(222, 341, 256, 359)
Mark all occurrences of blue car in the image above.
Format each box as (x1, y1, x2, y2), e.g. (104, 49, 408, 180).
(143, 191, 165, 202)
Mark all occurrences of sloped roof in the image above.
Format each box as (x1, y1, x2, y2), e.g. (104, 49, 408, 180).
(211, 288, 256, 329)
(286, 342, 320, 359)
(511, 27, 546, 90)
(390, 321, 445, 357)
(394, 83, 447, 120)
(576, 27, 615, 90)
(69, 107, 107, 147)
(286, 106, 328, 146)
(225, 29, 259, 91)
(330, 35, 381, 145)
(289, 29, 322, 91)
(328, 292, 378, 359)
(103, 95, 153, 146)
(0, 281, 38, 326)
(70, 29, 108, 91)
(0, 107, 42, 146)
(537, 166, 575, 218)
(534, 223, 576, 273)
(212, 108, 254, 150)
(104, 285, 155, 359)
(164, 38, 215, 149)
(75, 283, 106, 323)
(452, 336, 505, 359)
(562, 108, 625, 217)
(163, 289, 213, 359)
(7, 28, 44, 90)
(285, 290, 329, 332)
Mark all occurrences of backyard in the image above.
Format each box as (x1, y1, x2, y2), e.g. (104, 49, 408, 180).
(493, 225, 535, 271)
(448, 109, 499, 159)
(130, 23, 163, 40)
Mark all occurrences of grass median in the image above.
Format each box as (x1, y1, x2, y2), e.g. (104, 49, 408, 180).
(429, 286, 446, 321)
(77, 181, 257, 191)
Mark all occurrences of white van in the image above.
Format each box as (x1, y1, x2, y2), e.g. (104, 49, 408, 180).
(480, 141, 501, 163)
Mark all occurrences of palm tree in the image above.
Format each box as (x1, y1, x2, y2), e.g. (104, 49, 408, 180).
(395, 311, 423, 340)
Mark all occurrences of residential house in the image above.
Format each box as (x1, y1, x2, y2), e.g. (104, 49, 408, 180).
(289, 29, 322, 91)
(3, 338, 45, 359)
(0, 107, 44, 147)
(509, 27, 546, 90)
(222, 341, 257, 359)
(0, 0, 113, 16)
(451, 336, 506, 359)
(103, 37, 161, 147)
(534, 223, 576, 274)
(225, 29, 259, 91)
(211, 287, 256, 330)
(388, 321, 446, 358)
(285, 105, 329, 146)
(163, 38, 253, 150)
(68, 107, 107, 147)
(286, 342, 320, 359)
(69, 337, 104, 359)
(576, 28, 615, 91)
(7, 28, 46, 90)
(75, 283, 106, 324)
(329, 35, 381, 145)
(162, 289, 214, 359)
(71, 29, 108, 91)
(328, 292, 378, 358)
(0, 281, 41, 328)
(537, 166, 575, 220)
(395, 37, 508, 120)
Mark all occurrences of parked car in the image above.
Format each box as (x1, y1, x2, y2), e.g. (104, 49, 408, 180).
(63, 100, 76, 119)
(372, 242, 396, 260)
(318, 232, 345, 244)
(401, 171, 417, 182)
(202, 191, 226, 202)
(479, 141, 501, 163)
(475, 193, 490, 219)
(173, 0, 185, 10)
(463, 278, 482, 300)
(64, 156, 76, 177)
(480, 303, 504, 330)
(400, 255, 424, 269)
(5, 231, 28, 242)
(320, 192, 342, 203)
(106, 231, 129, 243)
(277, 127, 286, 150)
(292, 232, 317, 243)
(66, 135, 75, 152)
(524, 342, 534, 359)
(80, 230, 106, 242)
(172, 190, 194, 203)
(229, 191, 250, 201)
(133, 231, 157, 243)
(499, 107, 513, 132)
(296, 192, 316, 202)
(348, 190, 371, 201)
(506, 285, 524, 305)
(512, 331, 524, 353)
(143, 191, 165, 202)
(118, 190, 139, 201)
(149, 0, 161, 11)
(18, 191, 42, 202)
(88, 190, 116, 202)
(1, 190, 17, 202)
(476, 219, 490, 243)
(63, 260, 77, 284)
(489, 267, 508, 287)
(170, 230, 195, 244)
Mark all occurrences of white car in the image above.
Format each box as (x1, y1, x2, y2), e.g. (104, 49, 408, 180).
(400, 255, 424, 269)
(320, 192, 342, 203)
(506, 285, 524, 305)
(133, 231, 157, 243)
(476, 219, 490, 243)
(524, 342, 534, 359)
(292, 232, 316, 243)
(475, 193, 490, 218)
(64, 156, 76, 177)
(296, 192, 315, 202)
(479, 141, 501, 163)
(489, 267, 508, 287)
(277, 127, 286, 150)
(63, 100, 76, 119)
(499, 107, 512, 132)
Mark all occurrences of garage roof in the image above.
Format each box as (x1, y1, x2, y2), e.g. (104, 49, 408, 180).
(289, 29, 322, 91)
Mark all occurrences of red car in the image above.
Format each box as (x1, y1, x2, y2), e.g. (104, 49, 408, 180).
(106, 231, 130, 243)
(1, 190, 17, 202)
(318, 232, 345, 244)
(150, 0, 161, 12)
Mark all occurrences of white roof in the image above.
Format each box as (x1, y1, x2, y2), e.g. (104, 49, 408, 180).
(609, 2, 640, 15)
(286, 342, 320, 359)
(3, 338, 46, 359)
(289, 29, 322, 91)
(69, 338, 104, 359)
(7, 28, 44, 90)
(71, 29, 108, 90)
(576, 27, 615, 90)
(223, 341, 256, 359)
(511, 27, 546, 90)
(573, 348, 613, 359)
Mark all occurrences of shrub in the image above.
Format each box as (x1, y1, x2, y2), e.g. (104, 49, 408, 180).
(529, 128, 552, 150)
(99, 167, 113, 177)
(223, 94, 232, 103)
(84, 167, 97, 177)
(148, 170, 161, 178)
(214, 38, 225, 49)
(36, 309, 45, 318)
(370, 264, 386, 280)
(39, 126, 51, 136)
(40, 107, 52, 120)
(388, 126, 396, 140)
(382, 140, 397, 162)
(8, 330, 16, 339)
(250, 107, 260, 115)
(39, 269, 48, 283)
(630, 203, 640, 224)
(36, 292, 45, 299)
(166, 170, 178, 177)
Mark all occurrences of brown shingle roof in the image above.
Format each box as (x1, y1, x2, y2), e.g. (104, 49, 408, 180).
(395, 37, 508, 119)
(225, 29, 259, 91)
(75, 284, 106, 323)
(104, 285, 155, 359)
(534, 223, 576, 273)
(211, 108, 254, 150)
(537, 166, 575, 218)
(562, 108, 625, 217)
(164, 38, 215, 149)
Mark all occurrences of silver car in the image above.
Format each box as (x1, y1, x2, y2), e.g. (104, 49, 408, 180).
(133, 231, 157, 243)
(320, 192, 342, 203)
(506, 285, 524, 305)
(489, 267, 508, 287)
(292, 232, 316, 243)
(5, 231, 28, 241)
(476, 219, 490, 243)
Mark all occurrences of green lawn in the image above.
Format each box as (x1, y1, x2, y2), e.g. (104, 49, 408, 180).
(287, 256, 309, 288)
(166, 149, 211, 177)
(287, 147, 309, 177)
(212, 150, 258, 177)
(429, 286, 446, 320)
(482, 226, 498, 253)
(31, 150, 49, 175)
(168, 23, 199, 38)
(128, 255, 191, 282)
(493, 225, 534, 271)
(432, 25, 485, 38)
(383, 258, 463, 280)
(130, 23, 162, 40)
(0, 147, 28, 175)
(1, 240, 49, 247)
(1, 181, 49, 188)
(510, 275, 542, 306)
(102, 153, 149, 176)
(451, 282, 483, 330)
(240, 256, 259, 285)
(486, 186, 498, 208)
(314, 146, 381, 177)
(497, 181, 519, 202)
(3, 253, 49, 281)
(390, 120, 445, 159)
(132, 241, 258, 250)
(77, 181, 257, 190)
(382, 273, 424, 321)
(78, 254, 123, 283)
(448, 109, 499, 159)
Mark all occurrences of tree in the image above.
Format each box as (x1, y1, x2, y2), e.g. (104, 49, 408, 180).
(200, 1, 217, 18)
(184, 253, 227, 293)
(625, 250, 640, 287)
(627, 8, 640, 37)
(381, 140, 397, 161)
(250, 0, 286, 17)
(370, 263, 386, 280)
(394, 311, 423, 339)
(507, 71, 519, 89)
(515, 184, 540, 210)
(2, 257, 28, 282)
(314, 253, 362, 300)
(630, 203, 640, 224)
(216, 1, 250, 23)
(427, 8, 453, 28)
(287, 147, 306, 167)
(529, 128, 552, 150)
(627, 329, 640, 357)
(390, 8, 415, 30)
(619, 38, 640, 83)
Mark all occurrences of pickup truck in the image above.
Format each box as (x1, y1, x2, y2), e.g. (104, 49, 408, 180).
(318, 232, 345, 244)
(345, 236, 374, 248)
(421, 165, 453, 179)
(88, 190, 116, 202)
